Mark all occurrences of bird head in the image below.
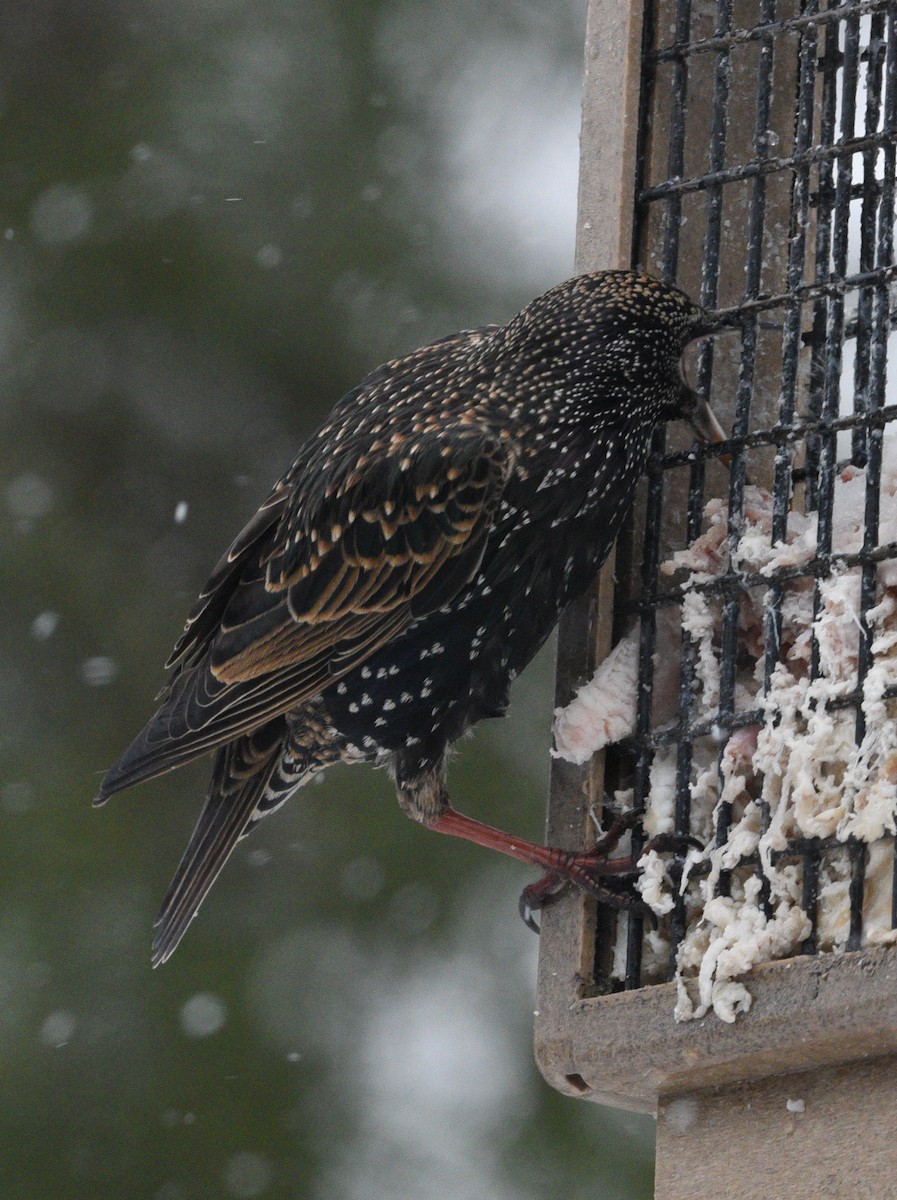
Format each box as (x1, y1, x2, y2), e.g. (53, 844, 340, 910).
(477, 270, 736, 452)
(528, 271, 730, 435)
(567, 271, 736, 446)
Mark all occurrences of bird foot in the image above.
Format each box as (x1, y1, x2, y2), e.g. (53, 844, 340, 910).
(519, 869, 648, 933)
(519, 820, 703, 934)
(423, 801, 700, 933)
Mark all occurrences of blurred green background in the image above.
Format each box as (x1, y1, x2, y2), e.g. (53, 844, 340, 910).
(0, 1, 654, 1196)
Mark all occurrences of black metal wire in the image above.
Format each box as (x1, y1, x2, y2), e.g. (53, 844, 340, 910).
(649, 0, 890, 62)
(604, 0, 897, 989)
(617, 0, 697, 996)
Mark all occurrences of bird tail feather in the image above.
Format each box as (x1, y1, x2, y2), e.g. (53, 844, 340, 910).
(151, 717, 310, 965)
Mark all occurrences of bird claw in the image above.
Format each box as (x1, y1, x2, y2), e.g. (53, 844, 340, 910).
(517, 816, 704, 934)
(519, 873, 567, 933)
(519, 868, 652, 935)
(639, 832, 704, 859)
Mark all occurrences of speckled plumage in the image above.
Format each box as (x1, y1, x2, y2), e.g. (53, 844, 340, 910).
(97, 270, 724, 963)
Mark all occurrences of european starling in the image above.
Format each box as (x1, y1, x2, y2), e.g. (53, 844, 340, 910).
(96, 269, 727, 963)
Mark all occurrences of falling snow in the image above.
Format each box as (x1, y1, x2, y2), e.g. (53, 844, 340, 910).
(31, 611, 60, 640)
(179, 992, 228, 1038)
(80, 656, 120, 687)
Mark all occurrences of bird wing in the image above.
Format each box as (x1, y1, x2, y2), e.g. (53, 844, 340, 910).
(97, 427, 511, 799)
(212, 427, 512, 677)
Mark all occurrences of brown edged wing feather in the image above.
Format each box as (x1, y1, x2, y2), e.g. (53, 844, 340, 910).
(96, 427, 510, 800)
(211, 430, 510, 681)
(164, 480, 291, 672)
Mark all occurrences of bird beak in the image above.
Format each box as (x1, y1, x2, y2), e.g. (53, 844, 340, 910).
(683, 387, 731, 468)
(689, 307, 743, 340)
(680, 306, 738, 462)
(685, 393, 729, 451)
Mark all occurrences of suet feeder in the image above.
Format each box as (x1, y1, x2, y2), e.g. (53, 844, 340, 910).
(535, 1, 897, 1195)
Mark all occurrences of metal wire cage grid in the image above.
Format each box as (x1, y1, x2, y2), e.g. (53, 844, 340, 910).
(597, 0, 897, 995)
